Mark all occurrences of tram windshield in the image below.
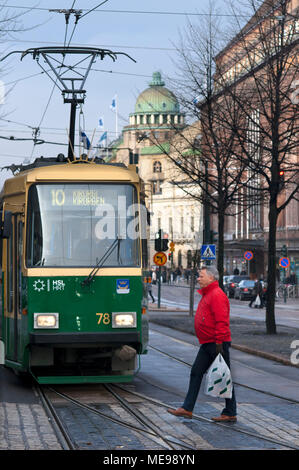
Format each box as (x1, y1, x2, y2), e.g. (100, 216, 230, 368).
(26, 183, 143, 267)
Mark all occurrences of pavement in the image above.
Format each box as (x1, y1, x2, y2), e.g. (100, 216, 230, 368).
(148, 298, 299, 368)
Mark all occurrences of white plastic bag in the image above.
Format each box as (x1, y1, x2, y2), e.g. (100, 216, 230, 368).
(254, 294, 261, 307)
(204, 353, 233, 398)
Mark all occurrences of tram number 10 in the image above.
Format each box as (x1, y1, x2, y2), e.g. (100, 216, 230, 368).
(51, 189, 65, 206)
(96, 312, 111, 325)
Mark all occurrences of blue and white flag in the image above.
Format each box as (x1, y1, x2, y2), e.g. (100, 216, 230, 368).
(99, 131, 107, 145)
(80, 128, 91, 150)
(98, 117, 104, 129)
(193, 95, 201, 105)
(110, 95, 117, 111)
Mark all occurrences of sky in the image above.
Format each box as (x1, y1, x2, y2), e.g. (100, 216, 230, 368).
(0, 0, 235, 186)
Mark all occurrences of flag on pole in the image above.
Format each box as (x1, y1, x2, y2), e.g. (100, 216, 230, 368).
(98, 117, 104, 129)
(80, 128, 91, 150)
(193, 95, 201, 105)
(99, 131, 107, 146)
(110, 95, 117, 111)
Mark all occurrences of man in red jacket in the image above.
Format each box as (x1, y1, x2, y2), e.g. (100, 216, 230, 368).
(167, 265, 237, 422)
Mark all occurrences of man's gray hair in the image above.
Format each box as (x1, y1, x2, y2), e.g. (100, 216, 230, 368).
(200, 265, 219, 281)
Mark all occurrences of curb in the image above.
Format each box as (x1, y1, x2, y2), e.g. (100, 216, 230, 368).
(231, 343, 299, 368)
(149, 308, 189, 313)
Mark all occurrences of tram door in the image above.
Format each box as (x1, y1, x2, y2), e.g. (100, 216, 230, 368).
(5, 214, 23, 363)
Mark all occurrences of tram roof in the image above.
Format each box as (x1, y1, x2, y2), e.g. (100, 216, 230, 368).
(2, 157, 140, 196)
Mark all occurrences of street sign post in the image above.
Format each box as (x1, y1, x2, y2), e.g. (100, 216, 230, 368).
(279, 257, 290, 304)
(244, 251, 253, 261)
(279, 257, 290, 269)
(153, 252, 167, 266)
(244, 251, 253, 276)
(153, 251, 167, 308)
(201, 244, 216, 260)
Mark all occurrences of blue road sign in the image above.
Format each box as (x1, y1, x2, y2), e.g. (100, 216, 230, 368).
(201, 244, 216, 260)
(279, 257, 290, 269)
(244, 251, 253, 261)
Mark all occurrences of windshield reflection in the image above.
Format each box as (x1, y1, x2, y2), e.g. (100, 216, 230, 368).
(26, 184, 141, 267)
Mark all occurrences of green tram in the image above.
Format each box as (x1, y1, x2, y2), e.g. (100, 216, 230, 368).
(0, 156, 149, 384)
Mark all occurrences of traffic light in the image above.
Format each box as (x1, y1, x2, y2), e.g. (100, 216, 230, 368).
(155, 230, 169, 252)
(278, 169, 285, 191)
(281, 244, 288, 256)
(168, 252, 173, 261)
(169, 241, 175, 252)
(210, 230, 218, 242)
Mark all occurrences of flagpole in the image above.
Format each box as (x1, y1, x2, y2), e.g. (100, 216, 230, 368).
(115, 94, 118, 138)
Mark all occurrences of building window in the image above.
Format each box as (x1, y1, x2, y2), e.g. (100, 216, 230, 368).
(191, 216, 194, 232)
(178, 250, 182, 267)
(153, 161, 162, 173)
(247, 109, 261, 231)
(129, 151, 139, 164)
(152, 181, 162, 195)
(169, 217, 173, 235)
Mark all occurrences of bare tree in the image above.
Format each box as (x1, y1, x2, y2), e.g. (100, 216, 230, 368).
(148, 0, 298, 335)
(212, 0, 299, 333)
(148, 5, 251, 288)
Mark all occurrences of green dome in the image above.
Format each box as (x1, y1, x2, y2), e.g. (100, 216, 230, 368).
(135, 72, 180, 114)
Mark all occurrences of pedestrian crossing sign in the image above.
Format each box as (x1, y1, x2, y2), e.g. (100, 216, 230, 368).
(201, 244, 216, 260)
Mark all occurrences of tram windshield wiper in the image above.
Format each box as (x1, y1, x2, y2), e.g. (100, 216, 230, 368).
(81, 237, 121, 287)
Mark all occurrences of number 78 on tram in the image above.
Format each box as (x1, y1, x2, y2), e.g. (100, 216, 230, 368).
(0, 157, 149, 384)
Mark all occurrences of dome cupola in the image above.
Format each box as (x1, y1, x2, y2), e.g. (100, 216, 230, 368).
(129, 71, 184, 128)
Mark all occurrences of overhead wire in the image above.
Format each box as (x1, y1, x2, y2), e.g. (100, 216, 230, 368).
(29, 0, 78, 161)
(79, 0, 109, 20)
(4, 38, 177, 52)
(0, 4, 251, 18)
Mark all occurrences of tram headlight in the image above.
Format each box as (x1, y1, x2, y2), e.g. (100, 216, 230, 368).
(34, 313, 59, 329)
(112, 312, 136, 328)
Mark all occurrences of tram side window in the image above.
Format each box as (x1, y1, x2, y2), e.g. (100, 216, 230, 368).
(7, 236, 13, 312)
(26, 186, 43, 266)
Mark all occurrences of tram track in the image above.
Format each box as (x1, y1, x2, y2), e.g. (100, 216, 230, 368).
(113, 383, 299, 451)
(150, 327, 299, 405)
(36, 374, 298, 451)
(35, 327, 298, 451)
(35, 385, 76, 450)
(38, 384, 195, 450)
(103, 384, 195, 450)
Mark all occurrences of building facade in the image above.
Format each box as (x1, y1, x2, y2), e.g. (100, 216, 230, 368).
(113, 72, 203, 269)
(211, 0, 299, 282)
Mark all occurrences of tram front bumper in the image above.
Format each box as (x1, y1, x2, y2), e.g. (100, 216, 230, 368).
(28, 331, 141, 383)
(29, 331, 140, 345)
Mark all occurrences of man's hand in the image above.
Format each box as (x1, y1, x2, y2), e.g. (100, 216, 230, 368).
(216, 343, 223, 355)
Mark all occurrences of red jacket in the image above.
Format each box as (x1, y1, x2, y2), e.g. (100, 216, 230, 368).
(194, 281, 231, 345)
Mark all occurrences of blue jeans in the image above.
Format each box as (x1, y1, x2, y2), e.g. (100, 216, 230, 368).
(182, 342, 237, 416)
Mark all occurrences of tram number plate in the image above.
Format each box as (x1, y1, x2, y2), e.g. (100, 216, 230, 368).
(96, 312, 111, 325)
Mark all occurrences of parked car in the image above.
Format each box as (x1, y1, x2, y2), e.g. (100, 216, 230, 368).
(224, 275, 250, 298)
(234, 280, 256, 300)
(223, 276, 231, 290)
